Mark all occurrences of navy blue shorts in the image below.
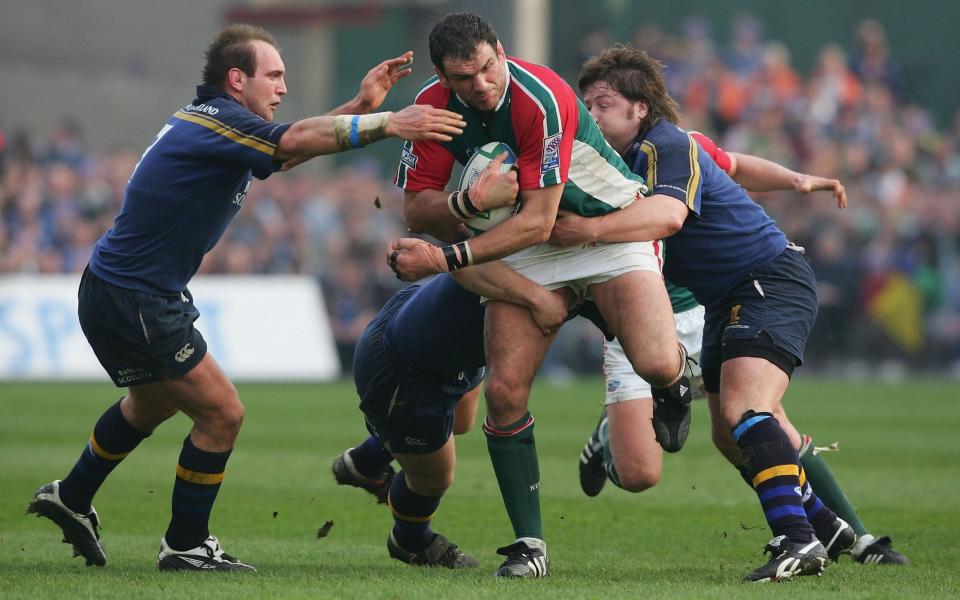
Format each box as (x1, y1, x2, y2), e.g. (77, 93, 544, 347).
(353, 308, 483, 455)
(78, 267, 207, 387)
(701, 247, 818, 390)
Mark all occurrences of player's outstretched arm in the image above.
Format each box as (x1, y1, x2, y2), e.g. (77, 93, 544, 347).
(729, 152, 847, 208)
(327, 51, 415, 116)
(281, 52, 418, 170)
(274, 105, 465, 161)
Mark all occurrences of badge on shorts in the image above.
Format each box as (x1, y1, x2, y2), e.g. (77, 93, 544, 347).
(729, 305, 741, 326)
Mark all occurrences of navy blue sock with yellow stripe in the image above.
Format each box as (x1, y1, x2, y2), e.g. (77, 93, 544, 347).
(733, 411, 815, 544)
(388, 471, 440, 551)
(164, 436, 231, 551)
(349, 435, 394, 479)
(737, 463, 841, 545)
(59, 399, 150, 514)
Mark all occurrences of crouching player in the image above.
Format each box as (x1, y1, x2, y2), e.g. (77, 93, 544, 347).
(332, 265, 568, 568)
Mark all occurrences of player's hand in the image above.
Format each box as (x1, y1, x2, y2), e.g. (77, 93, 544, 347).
(353, 51, 415, 113)
(549, 210, 597, 246)
(795, 175, 847, 209)
(387, 238, 448, 281)
(386, 105, 466, 142)
(469, 152, 519, 211)
(528, 289, 569, 336)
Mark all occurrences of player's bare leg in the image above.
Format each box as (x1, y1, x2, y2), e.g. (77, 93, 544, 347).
(590, 271, 692, 452)
(605, 399, 664, 492)
(589, 271, 679, 386)
(453, 385, 482, 435)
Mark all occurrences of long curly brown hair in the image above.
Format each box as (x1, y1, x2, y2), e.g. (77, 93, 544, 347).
(578, 46, 681, 127)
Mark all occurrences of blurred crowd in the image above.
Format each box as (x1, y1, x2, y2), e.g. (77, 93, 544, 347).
(2, 16, 959, 375)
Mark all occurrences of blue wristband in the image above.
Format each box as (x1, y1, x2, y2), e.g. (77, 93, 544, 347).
(349, 115, 361, 148)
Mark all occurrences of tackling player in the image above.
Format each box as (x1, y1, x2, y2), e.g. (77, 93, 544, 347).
(576, 126, 907, 567)
(331, 264, 567, 569)
(386, 12, 692, 578)
(26, 23, 465, 571)
(549, 46, 893, 581)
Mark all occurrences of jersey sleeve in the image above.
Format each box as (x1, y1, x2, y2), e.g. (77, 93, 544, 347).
(644, 126, 704, 216)
(395, 137, 455, 192)
(172, 106, 291, 180)
(395, 84, 456, 192)
(509, 64, 577, 191)
(689, 131, 733, 174)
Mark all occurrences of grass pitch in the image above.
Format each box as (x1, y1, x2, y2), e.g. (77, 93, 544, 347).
(1, 377, 957, 598)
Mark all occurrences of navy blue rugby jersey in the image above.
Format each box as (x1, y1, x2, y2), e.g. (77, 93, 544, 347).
(88, 85, 292, 295)
(623, 120, 787, 307)
(383, 274, 486, 375)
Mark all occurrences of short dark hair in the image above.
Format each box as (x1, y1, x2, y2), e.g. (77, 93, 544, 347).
(202, 23, 278, 88)
(578, 46, 680, 126)
(428, 12, 499, 72)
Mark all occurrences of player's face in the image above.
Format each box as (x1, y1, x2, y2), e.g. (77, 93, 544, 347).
(238, 40, 287, 122)
(437, 41, 507, 112)
(582, 81, 647, 155)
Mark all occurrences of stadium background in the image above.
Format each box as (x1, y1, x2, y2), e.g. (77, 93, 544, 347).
(2, 0, 959, 379)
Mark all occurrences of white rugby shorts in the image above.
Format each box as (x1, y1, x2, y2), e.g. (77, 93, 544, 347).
(602, 304, 705, 405)
(500, 240, 663, 301)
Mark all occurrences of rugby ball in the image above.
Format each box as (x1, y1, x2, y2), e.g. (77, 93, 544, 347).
(457, 141, 519, 234)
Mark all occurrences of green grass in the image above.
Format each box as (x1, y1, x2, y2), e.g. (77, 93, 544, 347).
(1, 377, 958, 598)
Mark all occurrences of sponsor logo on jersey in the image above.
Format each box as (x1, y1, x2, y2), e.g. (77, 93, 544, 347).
(401, 146, 419, 169)
(233, 179, 251, 207)
(541, 133, 562, 173)
(404, 436, 427, 447)
(607, 378, 621, 392)
(183, 103, 220, 116)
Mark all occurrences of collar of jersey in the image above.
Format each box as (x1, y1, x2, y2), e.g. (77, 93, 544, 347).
(194, 84, 241, 105)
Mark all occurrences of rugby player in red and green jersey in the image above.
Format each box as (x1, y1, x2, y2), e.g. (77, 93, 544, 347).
(387, 12, 694, 578)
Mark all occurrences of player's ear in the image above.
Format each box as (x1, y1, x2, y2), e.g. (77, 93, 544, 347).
(496, 41, 506, 61)
(637, 100, 649, 121)
(226, 67, 244, 93)
(435, 66, 450, 89)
